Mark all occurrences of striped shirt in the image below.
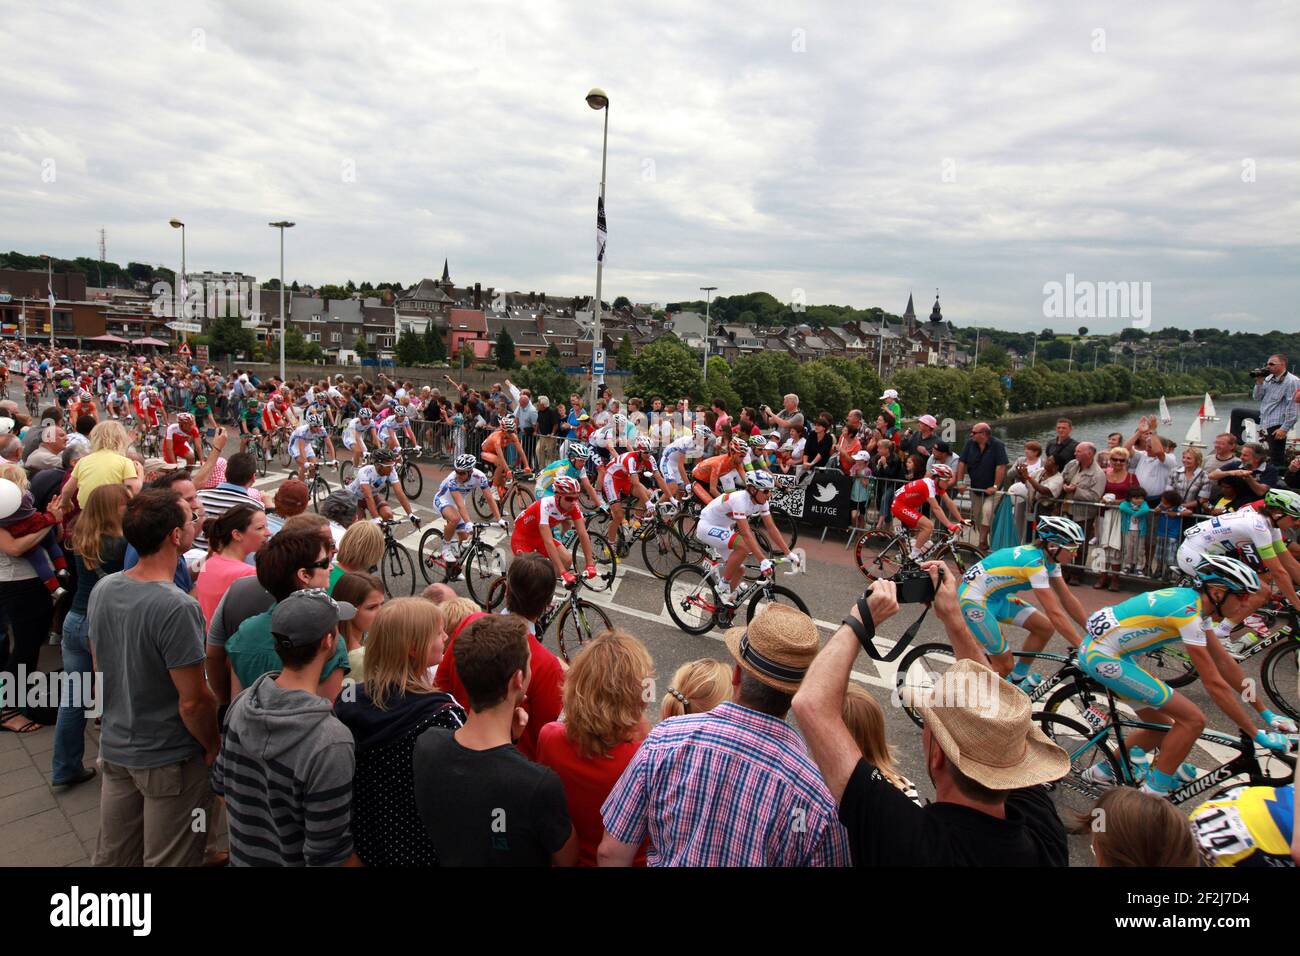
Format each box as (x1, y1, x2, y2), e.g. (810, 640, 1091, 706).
(601, 701, 851, 867)
(1253, 371, 1300, 431)
(195, 483, 263, 549)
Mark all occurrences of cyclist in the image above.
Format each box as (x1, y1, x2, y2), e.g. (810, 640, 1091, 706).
(68, 389, 97, 424)
(604, 435, 671, 544)
(695, 469, 800, 608)
(955, 515, 1089, 683)
(432, 453, 507, 564)
(1175, 487, 1300, 633)
(511, 475, 597, 585)
(190, 393, 214, 445)
(891, 463, 968, 560)
(1078, 554, 1294, 797)
(258, 392, 287, 458)
(342, 407, 380, 469)
(345, 447, 420, 526)
(377, 402, 418, 454)
(481, 415, 530, 501)
(691, 437, 749, 506)
(289, 412, 336, 481)
(164, 411, 203, 466)
(535, 442, 601, 508)
(1189, 785, 1295, 867)
(23, 369, 43, 412)
(239, 396, 266, 455)
(660, 425, 713, 498)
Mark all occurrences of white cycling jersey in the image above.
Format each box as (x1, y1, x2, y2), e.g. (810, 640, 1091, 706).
(699, 489, 769, 528)
(347, 464, 398, 497)
(434, 469, 490, 509)
(1176, 509, 1284, 572)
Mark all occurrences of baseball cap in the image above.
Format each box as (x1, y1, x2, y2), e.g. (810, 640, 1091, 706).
(880, 388, 899, 400)
(0, 417, 13, 436)
(918, 414, 938, 429)
(270, 589, 356, 650)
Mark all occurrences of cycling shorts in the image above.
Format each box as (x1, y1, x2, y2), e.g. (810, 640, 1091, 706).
(892, 501, 924, 528)
(956, 582, 1036, 656)
(1078, 645, 1172, 708)
(603, 470, 632, 503)
(696, 521, 738, 560)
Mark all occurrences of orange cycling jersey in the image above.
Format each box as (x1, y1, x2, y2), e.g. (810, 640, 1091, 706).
(692, 454, 743, 485)
(482, 430, 512, 457)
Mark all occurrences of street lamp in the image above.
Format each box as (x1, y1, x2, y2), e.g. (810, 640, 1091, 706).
(269, 221, 295, 381)
(169, 219, 186, 336)
(42, 253, 54, 349)
(586, 86, 609, 409)
(1029, 331, 1038, 367)
(700, 286, 716, 382)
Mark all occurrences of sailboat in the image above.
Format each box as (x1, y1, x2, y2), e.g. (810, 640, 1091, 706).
(1185, 415, 1205, 449)
(1158, 396, 1173, 425)
(1202, 392, 1218, 420)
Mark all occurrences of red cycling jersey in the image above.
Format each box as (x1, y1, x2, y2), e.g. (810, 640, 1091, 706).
(261, 404, 284, 432)
(891, 476, 945, 528)
(512, 497, 581, 554)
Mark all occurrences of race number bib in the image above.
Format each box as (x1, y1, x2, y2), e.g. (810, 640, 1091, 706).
(1086, 608, 1119, 640)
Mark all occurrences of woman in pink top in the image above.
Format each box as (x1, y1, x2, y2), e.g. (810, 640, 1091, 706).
(193, 504, 270, 626)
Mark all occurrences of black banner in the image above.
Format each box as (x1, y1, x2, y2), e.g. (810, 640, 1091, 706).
(772, 469, 854, 529)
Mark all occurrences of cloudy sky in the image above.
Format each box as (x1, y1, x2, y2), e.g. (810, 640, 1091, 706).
(2, 0, 1297, 331)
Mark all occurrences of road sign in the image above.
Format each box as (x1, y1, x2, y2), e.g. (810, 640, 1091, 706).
(196, 345, 209, 364)
(177, 343, 192, 356)
(165, 320, 202, 333)
(593, 347, 606, 375)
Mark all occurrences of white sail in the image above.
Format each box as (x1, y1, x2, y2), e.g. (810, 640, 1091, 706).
(1158, 396, 1172, 424)
(1202, 392, 1218, 420)
(1185, 415, 1204, 447)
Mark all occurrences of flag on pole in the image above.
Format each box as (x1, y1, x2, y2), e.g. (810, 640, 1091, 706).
(47, 281, 56, 311)
(596, 195, 607, 263)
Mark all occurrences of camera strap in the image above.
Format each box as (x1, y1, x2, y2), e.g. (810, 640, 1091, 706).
(845, 591, 933, 662)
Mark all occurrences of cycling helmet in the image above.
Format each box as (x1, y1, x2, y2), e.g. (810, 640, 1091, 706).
(194, 395, 207, 405)
(748, 434, 767, 449)
(552, 476, 581, 496)
(612, 414, 628, 429)
(694, 424, 714, 440)
(567, 443, 591, 462)
(931, 463, 954, 481)
(1263, 488, 1300, 519)
(500, 415, 516, 432)
(357, 407, 373, 421)
(177, 412, 193, 423)
(729, 437, 748, 455)
(454, 453, 477, 471)
(635, 435, 652, 452)
(1194, 554, 1261, 594)
(306, 413, 323, 428)
(394, 404, 408, 418)
(1035, 515, 1085, 548)
(372, 447, 396, 465)
(746, 470, 776, 492)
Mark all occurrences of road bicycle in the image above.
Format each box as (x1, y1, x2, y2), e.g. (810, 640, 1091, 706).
(417, 520, 510, 607)
(472, 466, 534, 519)
(1032, 686, 1296, 819)
(483, 577, 614, 664)
(664, 552, 808, 635)
(855, 523, 984, 581)
(375, 516, 420, 597)
(585, 493, 688, 581)
(299, 456, 338, 513)
(393, 442, 425, 499)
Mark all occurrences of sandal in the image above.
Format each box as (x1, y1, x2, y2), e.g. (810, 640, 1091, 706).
(1, 710, 43, 734)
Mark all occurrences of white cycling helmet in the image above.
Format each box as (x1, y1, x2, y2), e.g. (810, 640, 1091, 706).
(931, 463, 954, 481)
(454, 454, 477, 471)
(306, 413, 324, 428)
(1194, 554, 1261, 594)
(552, 475, 581, 496)
(746, 469, 776, 492)
(635, 435, 652, 452)
(1035, 515, 1085, 548)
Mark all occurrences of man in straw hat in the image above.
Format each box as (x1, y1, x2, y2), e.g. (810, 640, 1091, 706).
(598, 603, 851, 866)
(793, 565, 1069, 866)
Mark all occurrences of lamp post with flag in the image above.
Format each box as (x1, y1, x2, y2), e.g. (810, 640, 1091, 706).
(700, 285, 716, 382)
(44, 253, 55, 349)
(586, 87, 609, 410)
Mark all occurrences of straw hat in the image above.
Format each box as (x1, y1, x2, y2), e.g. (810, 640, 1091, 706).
(723, 604, 819, 694)
(901, 658, 1068, 790)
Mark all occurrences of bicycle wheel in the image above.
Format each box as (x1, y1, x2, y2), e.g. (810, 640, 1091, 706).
(893, 642, 959, 728)
(578, 533, 618, 593)
(664, 564, 719, 635)
(483, 574, 508, 612)
(310, 475, 331, 512)
(507, 484, 535, 519)
(1042, 679, 1109, 727)
(1261, 640, 1299, 721)
(674, 513, 709, 559)
(417, 526, 447, 585)
(770, 508, 799, 549)
(338, 460, 354, 488)
(256, 444, 268, 477)
(555, 598, 614, 664)
(943, 542, 985, 576)
(745, 583, 809, 623)
(472, 489, 494, 520)
(464, 543, 509, 607)
(278, 438, 292, 468)
(1031, 712, 1124, 819)
(380, 541, 417, 597)
(401, 461, 424, 500)
(1137, 645, 1199, 689)
(584, 508, 612, 540)
(855, 530, 906, 581)
(641, 523, 687, 579)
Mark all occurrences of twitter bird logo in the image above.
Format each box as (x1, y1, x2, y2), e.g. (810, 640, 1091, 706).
(813, 482, 837, 503)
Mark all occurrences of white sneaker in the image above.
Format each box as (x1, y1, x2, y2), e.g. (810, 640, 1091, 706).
(441, 546, 457, 563)
(1082, 763, 1117, 788)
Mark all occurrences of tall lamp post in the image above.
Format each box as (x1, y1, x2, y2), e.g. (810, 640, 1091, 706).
(168, 219, 186, 342)
(43, 253, 54, 349)
(700, 285, 716, 382)
(269, 221, 295, 381)
(586, 87, 609, 410)
(1029, 331, 1038, 367)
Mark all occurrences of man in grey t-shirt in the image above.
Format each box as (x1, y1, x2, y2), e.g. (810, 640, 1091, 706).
(764, 393, 804, 444)
(90, 489, 219, 867)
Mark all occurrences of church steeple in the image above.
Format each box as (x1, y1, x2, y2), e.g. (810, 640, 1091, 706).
(439, 258, 451, 288)
(902, 293, 916, 322)
(929, 292, 943, 324)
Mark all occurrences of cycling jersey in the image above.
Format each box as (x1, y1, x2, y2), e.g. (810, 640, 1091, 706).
(376, 416, 408, 441)
(164, 422, 199, 463)
(536, 459, 585, 497)
(604, 450, 654, 500)
(1190, 785, 1295, 868)
(1077, 588, 1207, 707)
(1176, 510, 1284, 573)
(342, 418, 376, 450)
(692, 454, 743, 487)
(347, 464, 398, 498)
(481, 430, 511, 457)
(289, 425, 325, 459)
(699, 489, 769, 528)
(512, 496, 581, 554)
(958, 546, 1061, 603)
(261, 404, 284, 433)
(433, 469, 491, 511)
(892, 476, 945, 527)
(658, 434, 698, 484)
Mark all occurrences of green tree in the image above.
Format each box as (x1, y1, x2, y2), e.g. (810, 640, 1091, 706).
(458, 341, 477, 367)
(513, 358, 575, 406)
(705, 356, 742, 413)
(800, 362, 853, 422)
(626, 339, 705, 405)
(281, 325, 311, 360)
(495, 328, 516, 370)
(353, 336, 369, 360)
(730, 352, 809, 411)
(977, 342, 1009, 370)
(396, 327, 426, 366)
(209, 315, 255, 359)
(616, 333, 635, 369)
(291, 280, 300, 292)
(424, 322, 446, 361)
(612, 295, 632, 311)
(1077, 326, 1088, 337)
(546, 342, 562, 361)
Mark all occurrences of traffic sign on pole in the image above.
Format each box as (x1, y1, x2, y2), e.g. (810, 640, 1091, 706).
(592, 347, 606, 375)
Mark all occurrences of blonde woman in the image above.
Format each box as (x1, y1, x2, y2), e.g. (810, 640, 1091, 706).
(331, 571, 385, 681)
(660, 658, 732, 719)
(536, 629, 653, 866)
(58, 420, 143, 509)
(333, 597, 465, 866)
(329, 519, 384, 591)
(842, 684, 920, 805)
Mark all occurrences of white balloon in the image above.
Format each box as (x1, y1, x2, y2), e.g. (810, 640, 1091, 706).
(0, 479, 21, 521)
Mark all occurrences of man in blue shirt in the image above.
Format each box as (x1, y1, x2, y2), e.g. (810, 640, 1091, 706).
(955, 422, 1008, 551)
(1251, 354, 1300, 467)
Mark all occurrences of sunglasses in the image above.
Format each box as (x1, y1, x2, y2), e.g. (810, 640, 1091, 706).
(305, 558, 332, 571)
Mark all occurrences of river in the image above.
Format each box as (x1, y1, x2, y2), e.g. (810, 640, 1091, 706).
(990, 396, 1226, 460)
